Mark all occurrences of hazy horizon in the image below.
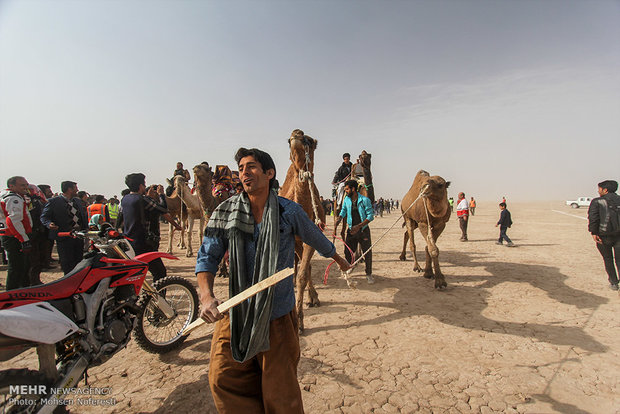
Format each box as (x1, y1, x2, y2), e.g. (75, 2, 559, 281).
(1, 0, 618, 202)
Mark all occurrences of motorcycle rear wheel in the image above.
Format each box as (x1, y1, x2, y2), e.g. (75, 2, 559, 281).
(0, 369, 66, 413)
(134, 276, 199, 354)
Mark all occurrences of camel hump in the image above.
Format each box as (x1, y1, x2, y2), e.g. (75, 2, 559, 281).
(417, 169, 430, 177)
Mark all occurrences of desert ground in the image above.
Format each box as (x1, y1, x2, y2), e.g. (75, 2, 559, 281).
(1, 201, 619, 413)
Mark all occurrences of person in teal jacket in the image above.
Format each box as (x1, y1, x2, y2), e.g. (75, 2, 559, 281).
(334, 180, 375, 283)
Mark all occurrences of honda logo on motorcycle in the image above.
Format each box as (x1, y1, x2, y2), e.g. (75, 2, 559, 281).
(7, 292, 53, 299)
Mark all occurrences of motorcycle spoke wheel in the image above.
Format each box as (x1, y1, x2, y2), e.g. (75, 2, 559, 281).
(134, 276, 198, 354)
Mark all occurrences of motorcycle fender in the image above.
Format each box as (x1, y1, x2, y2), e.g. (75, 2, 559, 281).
(0, 302, 79, 345)
(134, 252, 179, 263)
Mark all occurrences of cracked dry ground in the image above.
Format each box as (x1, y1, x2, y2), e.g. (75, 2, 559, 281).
(2, 202, 619, 413)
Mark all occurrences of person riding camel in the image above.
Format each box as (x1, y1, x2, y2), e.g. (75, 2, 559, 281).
(332, 152, 352, 212)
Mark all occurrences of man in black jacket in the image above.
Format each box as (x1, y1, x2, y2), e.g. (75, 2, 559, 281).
(588, 180, 620, 291)
(332, 153, 352, 213)
(41, 181, 88, 274)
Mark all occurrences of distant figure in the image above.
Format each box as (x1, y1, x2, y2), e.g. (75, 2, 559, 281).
(77, 190, 89, 206)
(107, 197, 120, 228)
(448, 197, 454, 213)
(456, 192, 469, 241)
(495, 202, 514, 247)
(470, 197, 476, 216)
(588, 180, 620, 291)
(501, 196, 506, 204)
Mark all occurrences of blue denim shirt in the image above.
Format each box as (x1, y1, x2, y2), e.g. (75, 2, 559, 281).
(195, 196, 336, 320)
(340, 193, 374, 230)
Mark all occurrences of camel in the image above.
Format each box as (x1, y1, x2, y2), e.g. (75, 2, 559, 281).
(173, 175, 206, 257)
(164, 190, 188, 254)
(357, 150, 375, 204)
(279, 129, 326, 332)
(399, 170, 451, 289)
(192, 163, 218, 218)
(193, 162, 232, 276)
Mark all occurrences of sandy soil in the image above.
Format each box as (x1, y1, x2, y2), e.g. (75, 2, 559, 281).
(1, 201, 619, 413)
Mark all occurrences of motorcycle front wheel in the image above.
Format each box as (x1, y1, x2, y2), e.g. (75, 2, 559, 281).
(134, 276, 199, 354)
(0, 369, 66, 413)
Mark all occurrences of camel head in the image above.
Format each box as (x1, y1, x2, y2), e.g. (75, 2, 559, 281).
(420, 175, 451, 217)
(173, 174, 189, 190)
(288, 129, 318, 172)
(359, 150, 371, 169)
(193, 163, 214, 188)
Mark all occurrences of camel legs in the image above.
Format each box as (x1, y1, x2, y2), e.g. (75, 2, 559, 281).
(419, 223, 447, 289)
(404, 219, 422, 272)
(186, 218, 194, 257)
(295, 242, 317, 333)
(399, 230, 408, 261)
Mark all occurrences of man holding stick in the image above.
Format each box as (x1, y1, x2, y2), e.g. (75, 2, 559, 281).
(196, 147, 350, 413)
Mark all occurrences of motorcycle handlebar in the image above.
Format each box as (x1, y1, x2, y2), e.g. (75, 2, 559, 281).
(57, 230, 125, 240)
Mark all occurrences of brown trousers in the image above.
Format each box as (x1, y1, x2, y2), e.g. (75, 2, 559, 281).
(209, 310, 304, 414)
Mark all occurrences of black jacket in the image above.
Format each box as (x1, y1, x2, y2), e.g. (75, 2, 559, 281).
(497, 209, 512, 228)
(332, 162, 352, 184)
(40, 196, 88, 240)
(588, 192, 620, 235)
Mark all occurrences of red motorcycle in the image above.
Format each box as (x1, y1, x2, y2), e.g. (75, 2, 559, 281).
(0, 228, 198, 413)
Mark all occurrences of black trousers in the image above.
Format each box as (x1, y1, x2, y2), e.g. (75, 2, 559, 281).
(28, 234, 47, 285)
(596, 236, 620, 286)
(1, 236, 30, 290)
(458, 217, 468, 240)
(56, 238, 85, 274)
(133, 242, 167, 283)
(344, 227, 372, 275)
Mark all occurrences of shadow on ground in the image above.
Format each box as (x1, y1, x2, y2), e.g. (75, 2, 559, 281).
(304, 250, 608, 354)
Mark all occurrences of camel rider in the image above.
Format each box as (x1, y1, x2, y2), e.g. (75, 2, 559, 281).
(332, 152, 352, 211)
(0, 176, 33, 290)
(167, 162, 192, 196)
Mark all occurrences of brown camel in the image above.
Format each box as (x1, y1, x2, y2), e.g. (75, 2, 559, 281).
(165, 189, 188, 254)
(173, 175, 206, 257)
(399, 170, 451, 289)
(192, 163, 218, 218)
(193, 162, 232, 277)
(279, 129, 326, 332)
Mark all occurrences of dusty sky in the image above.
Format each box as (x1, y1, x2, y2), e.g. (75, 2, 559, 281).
(1, 0, 618, 201)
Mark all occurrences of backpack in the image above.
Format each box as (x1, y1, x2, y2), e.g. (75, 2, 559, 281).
(601, 198, 620, 235)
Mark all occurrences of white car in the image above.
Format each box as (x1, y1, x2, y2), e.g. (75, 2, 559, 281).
(566, 197, 592, 209)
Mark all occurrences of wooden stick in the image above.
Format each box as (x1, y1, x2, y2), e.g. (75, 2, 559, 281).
(181, 267, 294, 336)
